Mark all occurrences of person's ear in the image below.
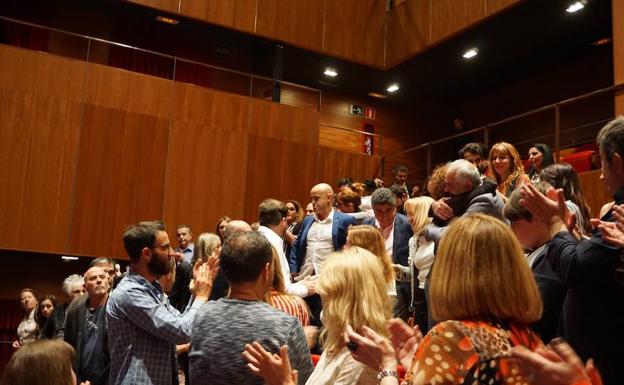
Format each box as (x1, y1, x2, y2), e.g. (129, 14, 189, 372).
(140, 247, 151, 262)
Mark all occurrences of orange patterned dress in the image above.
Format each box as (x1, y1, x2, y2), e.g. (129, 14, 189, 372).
(402, 320, 544, 385)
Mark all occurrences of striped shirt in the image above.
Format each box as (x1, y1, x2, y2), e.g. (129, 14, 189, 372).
(106, 271, 202, 385)
(269, 289, 310, 326)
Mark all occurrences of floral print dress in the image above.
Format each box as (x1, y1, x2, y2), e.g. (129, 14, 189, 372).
(403, 320, 543, 385)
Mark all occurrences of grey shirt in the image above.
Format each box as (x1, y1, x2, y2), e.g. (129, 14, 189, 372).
(190, 298, 313, 385)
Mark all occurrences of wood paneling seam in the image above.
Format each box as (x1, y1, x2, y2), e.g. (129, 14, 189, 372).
(161, 59, 177, 220)
(65, 40, 90, 252)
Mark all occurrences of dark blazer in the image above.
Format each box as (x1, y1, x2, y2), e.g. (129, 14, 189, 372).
(288, 210, 356, 273)
(362, 213, 413, 266)
(546, 195, 624, 385)
(64, 295, 109, 385)
(529, 244, 566, 343)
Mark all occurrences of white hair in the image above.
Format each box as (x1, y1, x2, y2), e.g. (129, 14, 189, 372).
(62, 274, 84, 295)
(447, 159, 481, 188)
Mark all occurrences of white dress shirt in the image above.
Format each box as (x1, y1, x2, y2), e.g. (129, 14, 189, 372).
(374, 218, 395, 259)
(258, 226, 308, 297)
(301, 209, 335, 277)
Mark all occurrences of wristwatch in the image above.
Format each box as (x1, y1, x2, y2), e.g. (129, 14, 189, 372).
(377, 368, 398, 382)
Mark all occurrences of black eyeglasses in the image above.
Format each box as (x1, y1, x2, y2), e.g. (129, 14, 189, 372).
(151, 244, 171, 252)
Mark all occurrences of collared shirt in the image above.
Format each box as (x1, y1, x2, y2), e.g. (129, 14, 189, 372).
(106, 271, 202, 385)
(177, 243, 195, 265)
(374, 218, 395, 259)
(258, 226, 308, 297)
(526, 244, 547, 268)
(303, 209, 335, 276)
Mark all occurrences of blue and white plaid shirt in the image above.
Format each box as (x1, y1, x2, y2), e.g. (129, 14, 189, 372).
(107, 271, 201, 385)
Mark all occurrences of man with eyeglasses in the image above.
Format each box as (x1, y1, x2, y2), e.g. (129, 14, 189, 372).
(107, 221, 217, 385)
(64, 266, 110, 385)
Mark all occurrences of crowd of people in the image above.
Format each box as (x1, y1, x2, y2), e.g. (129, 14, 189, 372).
(3, 116, 624, 385)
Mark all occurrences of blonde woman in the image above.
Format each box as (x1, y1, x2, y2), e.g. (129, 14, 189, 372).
(243, 247, 392, 385)
(345, 225, 395, 296)
(397, 196, 435, 332)
(488, 141, 530, 198)
(194, 232, 228, 300)
(346, 214, 545, 385)
(193, 232, 221, 264)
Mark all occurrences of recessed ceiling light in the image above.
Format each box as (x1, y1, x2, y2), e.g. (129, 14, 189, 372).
(566, 1, 585, 13)
(324, 68, 338, 77)
(368, 92, 387, 99)
(61, 255, 79, 261)
(156, 16, 180, 25)
(386, 84, 399, 93)
(462, 48, 478, 59)
(591, 37, 611, 46)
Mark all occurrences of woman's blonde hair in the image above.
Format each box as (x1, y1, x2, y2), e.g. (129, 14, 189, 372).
(488, 142, 525, 192)
(430, 213, 542, 325)
(193, 232, 221, 264)
(404, 196, 434, 236)
(1, 340, 75, 385)
(318, 247, 392, 353)
(269, 247, 286, 294)
(346, 225, 394, 284)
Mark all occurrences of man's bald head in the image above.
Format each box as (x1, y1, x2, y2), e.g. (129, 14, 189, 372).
(84, 266, 109, 298)
(224, 220, 252, 239)
(310, 183, 334, 220)
(311, 183, 333, 196)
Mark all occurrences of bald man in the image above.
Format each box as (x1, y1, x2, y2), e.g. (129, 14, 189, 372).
(64, 266, 110, 385)
(223, 220, 252, 239)
(289, 183, 356, 326)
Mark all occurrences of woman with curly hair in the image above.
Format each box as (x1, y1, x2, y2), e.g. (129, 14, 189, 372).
(488, 141, 530, 198)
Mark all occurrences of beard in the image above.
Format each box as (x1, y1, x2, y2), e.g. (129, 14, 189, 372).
(148, 254, 172, 276)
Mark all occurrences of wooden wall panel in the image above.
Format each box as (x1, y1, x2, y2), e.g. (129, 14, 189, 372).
(256, 0, 324, 51)
(0, 45, 85, 102)
(323, 0, 386, 68)
(179, 0, 256, 33)
(486, 0, 520, 15)
(317, 147, 381, 189)
(430, 0, 486, 44)
(0, 45, 84, 253)
(248, 99, 319, 143)
(173, 83, 251, 131)
(319, 91, 421, 157)
(243, 135, 318, 222)
(162, 124, 247, 236)
(319, 126, 363, 154)
(386, 0, 431, 66)
(0, 89, 81, 253)
(579, 170, 612, 219)
(280, 84, 320, 111)
(84, 63, 173, 118)
(70, 106, 169, 258)
(126, 0, 180, 13)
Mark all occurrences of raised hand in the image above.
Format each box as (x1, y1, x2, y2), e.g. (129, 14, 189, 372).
(242, 342, 296, 385)
(388, 318, 423, 370)
(511, 338, 602, 385)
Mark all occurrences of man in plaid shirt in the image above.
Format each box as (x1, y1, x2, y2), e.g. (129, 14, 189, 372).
(107, 221, 215, 385)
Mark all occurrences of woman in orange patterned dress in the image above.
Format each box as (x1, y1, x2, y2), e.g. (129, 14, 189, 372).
(346, 213, 546, 385)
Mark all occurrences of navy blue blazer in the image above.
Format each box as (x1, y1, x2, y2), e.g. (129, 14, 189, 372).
(288, 210, 356, 273)
(362, 213, 413, 266)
